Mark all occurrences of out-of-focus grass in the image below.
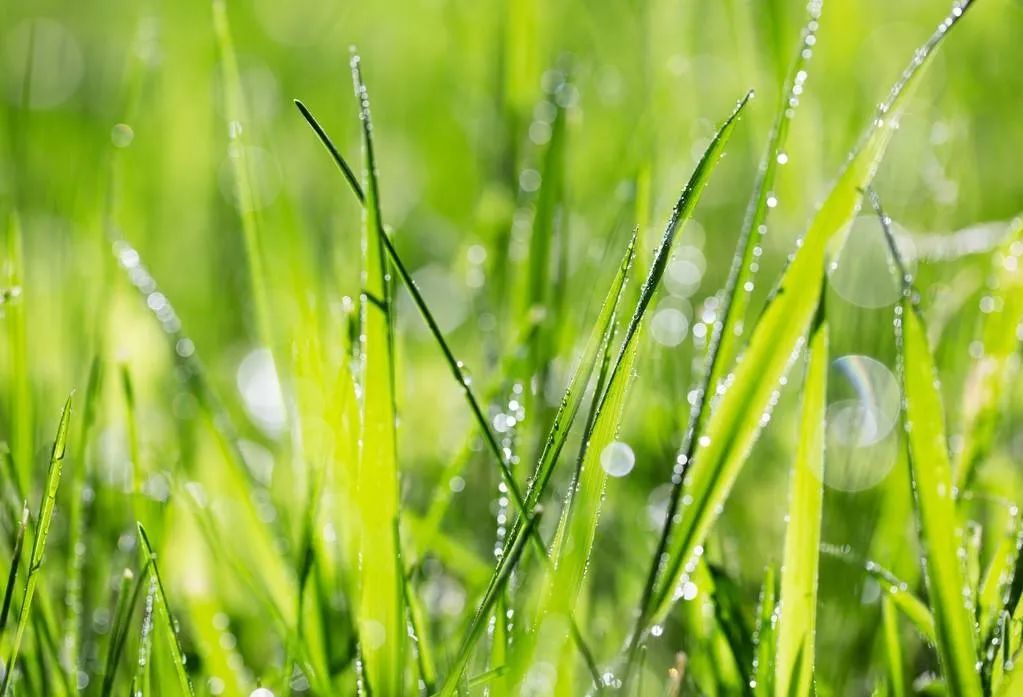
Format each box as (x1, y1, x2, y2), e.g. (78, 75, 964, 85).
(1, 0, 1023, 694)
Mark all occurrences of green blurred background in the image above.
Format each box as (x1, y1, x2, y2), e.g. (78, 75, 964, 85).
(1, 0, 1022, 693)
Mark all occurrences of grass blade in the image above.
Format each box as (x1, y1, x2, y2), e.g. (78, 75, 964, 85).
(0, 394, 71, 696)
(0, 503, 29, 636)
(954, 216, 1023, 491)
(882, 596, 906, 697)
(866, 561, 936, 646)
(100, 568, 145, 697)
(350, 52, 405, 695)
(136, 524, 195, 697)
(751, 566, 776, 697)
(642, 0, 979, 633)
(774, 318, 828, 695)
(898, 298, 981, 695)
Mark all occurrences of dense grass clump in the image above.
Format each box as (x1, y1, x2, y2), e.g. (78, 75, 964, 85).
(2, 0, 1023, 694)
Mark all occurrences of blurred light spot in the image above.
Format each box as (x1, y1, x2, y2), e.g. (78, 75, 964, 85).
(3, 19, 84, 109)
(600, 441, 635, 478)
(651, 303, 690, 347)
(828, 215, 916, 308)
(236, 349, 286, 436)
(519, 169, 542, 193)
(111, 123, 135, 148)
(823, 355, 901, 491)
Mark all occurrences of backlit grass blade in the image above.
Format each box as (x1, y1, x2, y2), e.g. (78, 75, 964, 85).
(100, 567, 145, 697)
(954, 216, 1023, 491)
(0, 394, 71, 696)
(136, 524, 195, 697)
(897, 297, 981, 695)
(349, 52, 405, 696)
(979, 508, 1023, 647)
(643, 0, 979, 632)
(774, 319, 828, 696)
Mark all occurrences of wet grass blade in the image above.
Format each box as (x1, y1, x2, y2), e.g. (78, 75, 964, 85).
(0, 394, 71, 696)
(437, 508, 543, 696)
(136, 524, 195, 696)
(898, 297, 981, 695)
(349, 52, 405, 696)
(751, 566, 776, 697)
(100, 568, 145, 697)
(642, 0, 978, 633)
(954, 216, 1023, 491)
(865, 560, 936, 645)
(774, 319, 828, 696)
(0, 503, 29, 636)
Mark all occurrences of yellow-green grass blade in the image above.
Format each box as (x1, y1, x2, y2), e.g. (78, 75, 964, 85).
(0, 394, 71, 696)
(898, 297, 981, 696)
(954, 217, 1023, 491)
(350, 52, 405, 696)
(979, 508, 1023, 648)
(644, 0, 979, 632)
(774, 319, 828, 696)
(100, 567, 145, 697)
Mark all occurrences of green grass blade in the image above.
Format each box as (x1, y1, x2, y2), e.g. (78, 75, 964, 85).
(954, 216, 1023, 491)
(437, 507, 542, 696)
(774, 319, 828, 696)
(0, 394, 71, 696)
(898, 297, 981, 696)
(979, 509, 1023, 647)
(751, 566, 776, 697)
(882, 596, 906, 697)
(211, 0, 274, 351)
(350, 52, 405, 696)
(4, 212, 30, 495)
(865, 561, 936, 646)
(136, 524, 195, 697)
(0, 503, 29, 636)
(643, 0, 978, 632)
(100, 567, 145, 697)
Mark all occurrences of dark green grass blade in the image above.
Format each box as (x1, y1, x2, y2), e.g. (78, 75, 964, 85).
(0, 503, 29, 636)
(0, 394, 71, 696)
(774, 319, 828, 695)
(136, 524, 195, 696)
(100, 567, 146, 697)
(642, 0, 979, 633)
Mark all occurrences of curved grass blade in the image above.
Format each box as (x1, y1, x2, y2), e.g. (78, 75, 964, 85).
(136, 524, 195, 696)
(774, 319, 828, 696)
(898, 298, 981, 695)
(349, 51, 405, 696)
(513, 89, 752, 690)
(954, 216, 1023, 491)
(628, 9, 819, 671)
(866, 560, 936, 646)
(642, 0, 980, 633)
(0, 394, 72, 696)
